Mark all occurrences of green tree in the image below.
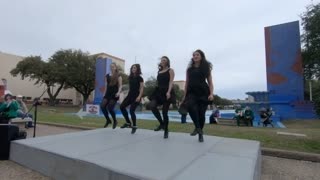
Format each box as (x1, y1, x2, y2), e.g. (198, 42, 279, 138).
(212, 95, 233, 106)
(143, 76, 157, 98)
(301, 3, 320, 80)
(120, 72, 129, 85)
(173, 84, 184, 105)
(301, 3, 320, 115)
(10, 56, 66, 106)
(304, 80, 320, 115)
(50, 49, 96, 105)
(212, 95, 222, 105)
(11, 49, 98, 106)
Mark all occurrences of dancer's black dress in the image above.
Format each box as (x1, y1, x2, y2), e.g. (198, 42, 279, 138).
(149, 68, 175, 136)
(101, 74, 119, 128)
(120, 75, 144, 132)
(185, 67, 211, 141)
(104, 74, 119, 100)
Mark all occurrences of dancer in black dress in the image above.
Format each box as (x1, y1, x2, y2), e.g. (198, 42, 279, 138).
(183, 50, 213, 142)
(149, 56, 175, 139)
(101, 62, 122, 129)
(120, 64, 144, 134)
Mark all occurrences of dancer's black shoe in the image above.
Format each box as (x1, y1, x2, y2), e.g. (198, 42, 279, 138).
(104, 120, 112, 128)
(164, 129, 169, 139)
(154, 125, 163, 131)
(112, 120, 118, 129)
(190, 128, 198, 136)
(131, 126, 137, 134)
(120, 123, 131, 129)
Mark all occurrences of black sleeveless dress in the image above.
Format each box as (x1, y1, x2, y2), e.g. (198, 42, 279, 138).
(104, 74, 119, 100)
(186, 67, 210, 104)
(124, 75, 144, 103)
(149, 69, 176, 105)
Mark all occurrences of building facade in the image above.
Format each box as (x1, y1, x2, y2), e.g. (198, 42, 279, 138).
(92, 53, 125, 71)
(173, 80, 185, 91)
(0, 51, 125, 105)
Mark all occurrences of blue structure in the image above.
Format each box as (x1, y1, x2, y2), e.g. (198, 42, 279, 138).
(93, 57, 112, 104)
(246, 21, 317, 124)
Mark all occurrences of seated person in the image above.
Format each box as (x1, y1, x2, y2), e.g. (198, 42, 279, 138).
(243, 106, 254, 126)
(0, 94, 19, 124)
(181, 114, 187, 124)
(16, 95, 33, 127)
(259, 107, 274, 127)
(209, 107, 220, 124)
(178, 100, 188, 124)
(234, 105, 244, 126)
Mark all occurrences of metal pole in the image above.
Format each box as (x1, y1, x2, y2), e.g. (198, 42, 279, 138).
(33, 104, 37, 138)
(309, 80, 312, 101)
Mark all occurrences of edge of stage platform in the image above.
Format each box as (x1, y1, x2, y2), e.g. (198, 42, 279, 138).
(10, 128, 261, 180)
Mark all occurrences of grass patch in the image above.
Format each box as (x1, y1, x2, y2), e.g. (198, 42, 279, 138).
(34, 106, 320, 154)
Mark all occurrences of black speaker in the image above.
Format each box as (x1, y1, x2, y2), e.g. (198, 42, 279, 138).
(0, 124, 25, 160)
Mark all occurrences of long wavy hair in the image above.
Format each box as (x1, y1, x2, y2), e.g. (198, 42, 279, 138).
(110, 62, 119, 86)
(158, 56, 170, 71)
(187, 49, 212, 77)
(129, 64, 142, 78)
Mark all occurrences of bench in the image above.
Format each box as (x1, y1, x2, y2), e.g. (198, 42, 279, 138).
(9, 118, 33, 130)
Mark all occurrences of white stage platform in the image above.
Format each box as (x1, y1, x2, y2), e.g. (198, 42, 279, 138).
(10, 128, 261, 180)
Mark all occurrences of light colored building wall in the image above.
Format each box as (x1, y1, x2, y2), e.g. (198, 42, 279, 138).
(247, 95, 254, 102)
(173, 80, 186, 90)
(0, 52, 79, 104)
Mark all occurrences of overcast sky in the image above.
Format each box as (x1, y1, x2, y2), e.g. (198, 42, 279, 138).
(0, 0, 318, 99)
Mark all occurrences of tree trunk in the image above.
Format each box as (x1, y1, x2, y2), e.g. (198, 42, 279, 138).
(81, 93, 91, 111)
(82, 94, 89, 105)
(46, 86, 55, 106)
(46, 83, 64, 106)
